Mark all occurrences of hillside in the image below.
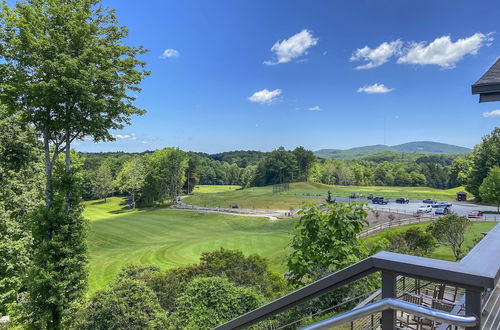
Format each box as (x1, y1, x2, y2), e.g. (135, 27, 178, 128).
(315, 141, 471, 159)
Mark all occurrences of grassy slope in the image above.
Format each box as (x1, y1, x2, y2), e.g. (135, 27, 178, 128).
(84, 197, 294, 292)
(363, 222, 496, 261)
(183, 182, 469, 209)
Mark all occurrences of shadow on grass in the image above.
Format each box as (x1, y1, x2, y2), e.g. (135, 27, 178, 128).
(89, 200, 107, 205)
(108, 206, 131, 215)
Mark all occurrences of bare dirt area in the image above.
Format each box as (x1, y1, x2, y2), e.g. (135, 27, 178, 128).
(366, 210, 413, 226)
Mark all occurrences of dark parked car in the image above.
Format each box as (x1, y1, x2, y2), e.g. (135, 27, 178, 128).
(435, 206, 450, 215)
(372, 197, 389, 205)
(423, 198, 437, 204)
(396, 197, 409, 204)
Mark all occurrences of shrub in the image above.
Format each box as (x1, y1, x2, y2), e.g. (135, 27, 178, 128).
(78, 278, 168, 329)
(167, 277, 265, 330)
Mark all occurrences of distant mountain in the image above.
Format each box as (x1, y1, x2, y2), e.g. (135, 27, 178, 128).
(314, 141, 471, 160)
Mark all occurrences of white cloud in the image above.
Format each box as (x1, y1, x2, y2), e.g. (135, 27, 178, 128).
(113, 133, 137, 140)
(397, 33, 493, 68)
(357, 83, 394, 94)
(160, 49, 180, 59)
(482, 110, 500, 118)
(264, 29, 318, 65)
(248, 89, 282, 104)
(350, 40, 403, 70)
(307, 106, 321, 111)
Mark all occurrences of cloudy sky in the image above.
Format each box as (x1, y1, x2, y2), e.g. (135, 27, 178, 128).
(69, 0, 500, 153)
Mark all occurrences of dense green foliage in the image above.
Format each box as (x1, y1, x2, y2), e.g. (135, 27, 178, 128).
(78, 278, 168, 329)
(381, 227, 437, 257)
(78, 249, 281, 328)
(466, 128, 500, 199)
(0, 0, 149, 326)
(168, 277, 264, 329)
(479, 166, 500, 212)
(287, 202, 369, 285)
(90, 163, 114, 201)
(0, 113, 43, 315)
(21, 153, 88, 328)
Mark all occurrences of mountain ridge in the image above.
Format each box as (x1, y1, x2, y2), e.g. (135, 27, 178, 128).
(315, 141, 471, 159)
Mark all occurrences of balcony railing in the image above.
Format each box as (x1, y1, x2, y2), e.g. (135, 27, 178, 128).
(215, 222, 500, 329)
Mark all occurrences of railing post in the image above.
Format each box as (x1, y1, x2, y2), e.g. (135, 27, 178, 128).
(381, 270, 397, 329)
(465, 288, 482, 330)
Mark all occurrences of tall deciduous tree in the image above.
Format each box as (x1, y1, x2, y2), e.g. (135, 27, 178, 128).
(466, 128, 500, 198)
(116, 157, 145, 209)
(91, 163, 114, 201)
(0, 0, 148, 326)
(428, 214, 471, 261)
(479, 166, 500, 213)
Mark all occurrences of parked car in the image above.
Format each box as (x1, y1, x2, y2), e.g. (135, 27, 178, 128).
(396, 197, 409, 204)
(423, 198, 437, 204)
(433, 201, 452, 208)
(372, 197, 389, 205)
(417, 205, 433, 213)
(468, 210, 484, 218)
(349, 193, 358, 199)
(435, 206, 450, 215)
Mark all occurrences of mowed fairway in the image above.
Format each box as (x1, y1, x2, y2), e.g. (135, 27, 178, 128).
(184, 182, 469, 210)
(84, 198, 294, 292)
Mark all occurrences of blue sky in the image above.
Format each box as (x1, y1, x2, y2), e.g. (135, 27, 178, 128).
(67, 0, 500, 153)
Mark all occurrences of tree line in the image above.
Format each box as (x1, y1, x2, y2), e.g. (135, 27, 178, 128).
(81, 131, 500, 206)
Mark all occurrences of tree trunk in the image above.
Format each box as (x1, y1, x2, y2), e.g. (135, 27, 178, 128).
(65, 131, 71, 215)
(43, 132, 53, 209)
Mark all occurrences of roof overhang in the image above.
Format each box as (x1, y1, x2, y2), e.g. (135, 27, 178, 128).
(472, 58, 500, 102)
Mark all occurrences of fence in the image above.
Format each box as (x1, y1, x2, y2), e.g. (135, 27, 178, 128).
(369, 205, 500, 222)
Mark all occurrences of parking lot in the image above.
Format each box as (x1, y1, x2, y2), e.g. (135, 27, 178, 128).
(333, 196, 500, 221)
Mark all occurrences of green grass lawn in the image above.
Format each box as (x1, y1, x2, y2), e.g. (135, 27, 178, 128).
(84, 197, 294, 292)
(183, 182, 469, 210)
(192, 185, 242, 194)
(363, 221, 497, 261)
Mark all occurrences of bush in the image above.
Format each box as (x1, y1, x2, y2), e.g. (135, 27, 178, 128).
(167, 277, 265, 329)
(383, 227, 437, 257)
(78, 278, 168, 329)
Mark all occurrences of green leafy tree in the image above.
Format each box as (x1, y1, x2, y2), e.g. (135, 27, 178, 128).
(467, 128, 500, 198)
(24, 152, 88, 328)
(183, 153, 200, 194)
(168, 277, 265, 330)
(254, 147, 298, 186)
(428, 214, 471, 261)
(383, 227, 437, 257)
(91, 163, 114, 201)
(287, 202, 368, 285)
(0, 0, 148, 326)
(142, 148, 188, 204)
(0, 112, 43, 315)
(116, 157, 145, 208)
(126, 248, 286, 312)
(198, 248, 287, 299)
(78, 278, 168, 329)
(449, 156, 472, 188)
(479, 166, 500, 212)
(293, 146, 316, 181)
